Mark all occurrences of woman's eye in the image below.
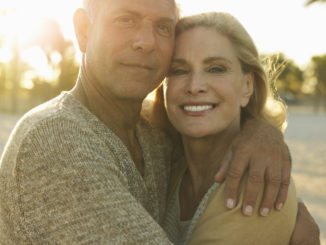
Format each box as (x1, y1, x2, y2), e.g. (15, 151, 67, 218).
(207, 66, 226, 73)
(168, 68, 188, 76)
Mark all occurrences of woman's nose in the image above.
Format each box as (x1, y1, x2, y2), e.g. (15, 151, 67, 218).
(185, 74, 208, 95)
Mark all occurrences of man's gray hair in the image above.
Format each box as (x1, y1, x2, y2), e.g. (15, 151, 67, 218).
(83, 0, 180, 20)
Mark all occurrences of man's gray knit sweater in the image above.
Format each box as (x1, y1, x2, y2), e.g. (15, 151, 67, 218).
(0, 92, 173, 244)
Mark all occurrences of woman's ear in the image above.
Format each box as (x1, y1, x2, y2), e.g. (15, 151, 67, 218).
(240, 72, 254, 108)
(73, 8, 91, 53)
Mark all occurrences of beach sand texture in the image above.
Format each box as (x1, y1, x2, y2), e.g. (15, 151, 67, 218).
(1, 110, 325, 243)
(285, 111, 326, 243)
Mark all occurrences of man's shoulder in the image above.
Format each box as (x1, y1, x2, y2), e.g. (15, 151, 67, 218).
(14, 92, 92, 133)
(139, 115, 171, 142)
(22, 92, 86, 124)
(1, 93, 100, 158)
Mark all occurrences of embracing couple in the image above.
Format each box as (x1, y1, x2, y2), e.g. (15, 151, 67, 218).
(0, 0, 320, 244)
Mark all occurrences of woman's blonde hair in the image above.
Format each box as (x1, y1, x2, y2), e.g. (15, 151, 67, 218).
(150, 12, 286, 136)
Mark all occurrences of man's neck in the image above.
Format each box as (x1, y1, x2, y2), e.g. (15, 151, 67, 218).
(73, 63, 145, 125)
(71, 72, 145, 175)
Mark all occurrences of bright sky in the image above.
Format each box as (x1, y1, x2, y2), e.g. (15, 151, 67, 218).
(177, 0, 326, 68)
(1, 0, 326, 68)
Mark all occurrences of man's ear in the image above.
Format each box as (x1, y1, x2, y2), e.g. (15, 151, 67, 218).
(73, 8, 91, 53)
(240, 72, 254, 108)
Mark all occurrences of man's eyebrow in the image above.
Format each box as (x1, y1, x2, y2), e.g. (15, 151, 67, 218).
(111, 8, 175, 23)
(203, 56, 233, 64)
(111, 9, 142, 17)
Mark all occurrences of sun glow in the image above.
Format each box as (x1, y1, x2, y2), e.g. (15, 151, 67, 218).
(176, 0, 326, 68)
(21, 47, 54, 79)
(0, 0, 81, 78)
(1, 0, 326, 87)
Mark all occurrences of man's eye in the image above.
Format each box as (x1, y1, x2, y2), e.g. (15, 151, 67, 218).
(207, 66, 226, 73)
(168, 68, 188, 76)
(157, 24, 172, 36)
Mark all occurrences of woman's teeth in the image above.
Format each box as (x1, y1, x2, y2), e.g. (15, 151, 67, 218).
(183, 105, 214, 112)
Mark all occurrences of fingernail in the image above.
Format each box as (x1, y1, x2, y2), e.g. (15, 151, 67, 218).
(244, 205, 253, 216)
(260, 208, 270, 216)
(226, 199, 234, 209)
(277, 203, 283, 210)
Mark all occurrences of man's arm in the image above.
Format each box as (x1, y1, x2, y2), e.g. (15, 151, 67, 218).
(187, 176, 298, 245)
(215, 117, 291, 216)
(290, 201, 320, 245)
(3, 123, 173, 244)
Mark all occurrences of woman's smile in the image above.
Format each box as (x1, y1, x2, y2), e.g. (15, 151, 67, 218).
(181, 103, 218, 116)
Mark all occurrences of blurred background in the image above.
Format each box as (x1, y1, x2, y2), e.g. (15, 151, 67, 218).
(0, 0, 325, 242)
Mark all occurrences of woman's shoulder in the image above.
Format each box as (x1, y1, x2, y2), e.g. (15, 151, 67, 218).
(188, 175, 297, 245)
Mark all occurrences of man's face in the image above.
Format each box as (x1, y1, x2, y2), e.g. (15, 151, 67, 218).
(84, 0, 177, 101)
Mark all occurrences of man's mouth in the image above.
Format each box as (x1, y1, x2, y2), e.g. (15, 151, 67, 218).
(122, 63, 153, 71)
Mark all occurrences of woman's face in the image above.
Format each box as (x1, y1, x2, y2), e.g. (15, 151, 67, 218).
(164, 26, 253, 138)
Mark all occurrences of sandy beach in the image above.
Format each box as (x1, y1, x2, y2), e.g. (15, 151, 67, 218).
(285, 109, 326, 243)
(0, 108, 325, 243)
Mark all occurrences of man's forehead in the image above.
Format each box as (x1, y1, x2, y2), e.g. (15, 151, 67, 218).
(100, 0, 178, 20)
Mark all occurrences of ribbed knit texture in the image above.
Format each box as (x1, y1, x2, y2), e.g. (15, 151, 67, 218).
(0, 92, 173, 244)
(163, 179, 220, 245)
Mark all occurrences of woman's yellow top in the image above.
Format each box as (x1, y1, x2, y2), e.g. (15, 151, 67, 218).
(165, 158, 297, 245)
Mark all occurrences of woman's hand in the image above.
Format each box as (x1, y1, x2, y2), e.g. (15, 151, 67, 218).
(215, 117, 291, 216)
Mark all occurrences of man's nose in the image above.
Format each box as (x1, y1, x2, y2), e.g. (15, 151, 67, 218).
(132, 23, 155, 53)
(185, 73, 208, 95)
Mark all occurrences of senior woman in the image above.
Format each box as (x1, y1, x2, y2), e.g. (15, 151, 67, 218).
(152, 12, 299, 245)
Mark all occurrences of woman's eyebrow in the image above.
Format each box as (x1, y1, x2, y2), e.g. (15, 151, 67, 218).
(170, 58, 187, 65)
(171, 57, 233, 66)
(203, 56, 233, 65)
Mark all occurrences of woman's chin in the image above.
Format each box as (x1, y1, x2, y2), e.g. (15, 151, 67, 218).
(180, 129, 212, 139)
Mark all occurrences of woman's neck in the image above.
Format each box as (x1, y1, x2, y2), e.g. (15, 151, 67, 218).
(182, 123, 240, 200)
(179, 124, 240, 221)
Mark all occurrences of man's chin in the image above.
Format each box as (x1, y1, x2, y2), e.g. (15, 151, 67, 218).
(114, 91, 149, 103)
